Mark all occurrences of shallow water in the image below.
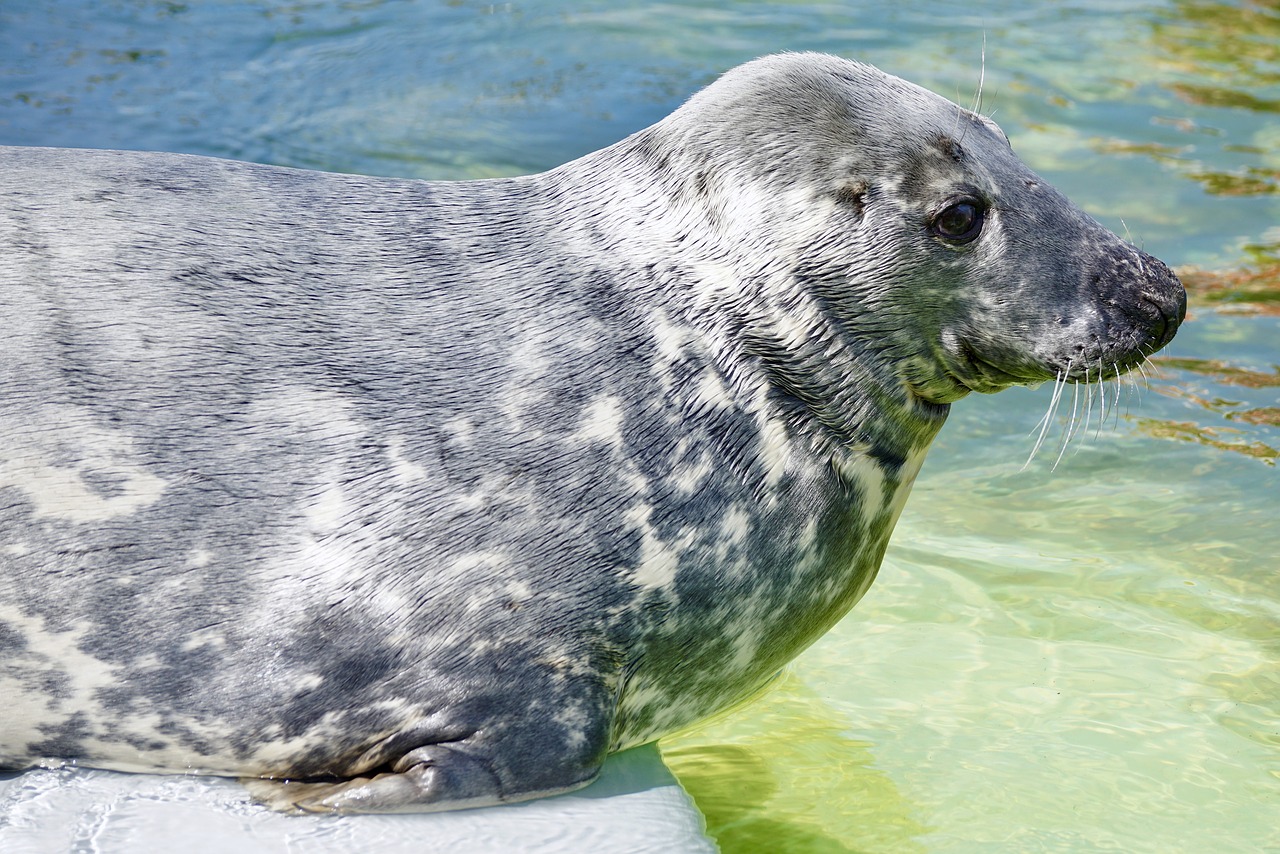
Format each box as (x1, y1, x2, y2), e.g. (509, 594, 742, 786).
(1, 1, 1277, 851)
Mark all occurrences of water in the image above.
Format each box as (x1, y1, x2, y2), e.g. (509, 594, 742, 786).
(1, 1, 1276, 851)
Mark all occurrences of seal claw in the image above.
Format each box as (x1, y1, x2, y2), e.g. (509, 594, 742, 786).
(297, 765, 442, 814)
(244, 746, 505, 814)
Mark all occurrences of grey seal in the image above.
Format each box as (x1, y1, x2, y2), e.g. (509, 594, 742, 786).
(0, 52, 1184, 813)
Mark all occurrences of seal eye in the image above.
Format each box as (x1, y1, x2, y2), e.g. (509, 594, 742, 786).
(931, 198, 985, 245)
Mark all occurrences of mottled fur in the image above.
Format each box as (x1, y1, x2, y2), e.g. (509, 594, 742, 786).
(0, 53, 1183, 812)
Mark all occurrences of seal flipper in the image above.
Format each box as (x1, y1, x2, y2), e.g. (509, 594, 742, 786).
(247, 746, 548, 813)
(244, 736, 607, 814)
(243, 690, 616, 813)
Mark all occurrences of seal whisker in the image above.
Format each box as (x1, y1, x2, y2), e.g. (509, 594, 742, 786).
(1072, 381, 1098, 459)
(955, 32, 988, 145)
(1094, 357, 1110, 440)
(1117, 383, 1126, 429)
(971, 32, 988, 117)
(1112, 362, 1124, 430)
(1025, 368, 1067, 469)
(1135, 360, 1153, 404)
(1082, 364, 1095, 440)
(1053, 365, 1082, 470)
(1123, 365, 1140, 420)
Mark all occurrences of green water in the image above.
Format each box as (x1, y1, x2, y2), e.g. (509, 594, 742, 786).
(2, 2, 1276, 851)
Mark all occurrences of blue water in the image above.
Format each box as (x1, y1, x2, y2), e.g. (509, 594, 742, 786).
(2, 2, 1277, 851)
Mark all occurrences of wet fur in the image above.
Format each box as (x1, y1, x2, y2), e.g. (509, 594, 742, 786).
(0, 53, 1184, 812)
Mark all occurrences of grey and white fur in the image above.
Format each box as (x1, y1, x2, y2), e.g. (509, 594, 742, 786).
(0, 53, 1184, 813)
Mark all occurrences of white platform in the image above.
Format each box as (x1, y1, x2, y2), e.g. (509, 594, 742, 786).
(0, 744, 716, 853)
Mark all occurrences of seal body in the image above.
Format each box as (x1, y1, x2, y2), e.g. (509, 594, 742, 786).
(0, 53, 1184, 813)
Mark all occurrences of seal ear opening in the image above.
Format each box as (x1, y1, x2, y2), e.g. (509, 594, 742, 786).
(834, 181, 868, 221)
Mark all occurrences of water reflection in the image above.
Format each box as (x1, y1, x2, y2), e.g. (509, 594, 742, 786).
(1139, 263, 1280, 465)
(1154, 0, 1280, 114)
(1135, 416, 1278, 464)
(1091, 2, 1280, 200)
(1177, 263, 1280, 314)
(662, 674, 930, 854)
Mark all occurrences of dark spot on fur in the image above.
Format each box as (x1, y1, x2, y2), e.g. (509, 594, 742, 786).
(80, 469, 131, 500)
(26, 712, 92, 759)
(38, 670, 74, 701)
(868, 443, 907, 473)
(693, 170, 710, 197)
(0, 621, 28, 652)
(834, 181, 867, 219)
(934, 135, 964, 163)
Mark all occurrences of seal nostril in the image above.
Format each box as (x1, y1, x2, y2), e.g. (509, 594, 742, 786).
(1130, 257, 1185, 350)
(1136, 296, 1162, 342)
(1138, 293, 1182, 350)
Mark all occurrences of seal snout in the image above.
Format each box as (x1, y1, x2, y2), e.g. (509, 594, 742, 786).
(1139, 287, 1184, 353)
(1128, 250, 1186, 354)
(1087, 243, 1186, 362)
(1152, 260, 1187, 349)
(945, 237, 1187, 398)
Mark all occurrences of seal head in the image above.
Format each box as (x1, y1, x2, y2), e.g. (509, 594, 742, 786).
(623, 53, 1184, 410)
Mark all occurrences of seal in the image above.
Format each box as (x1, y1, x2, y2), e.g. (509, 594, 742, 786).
(0, 52, 1184, 813)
